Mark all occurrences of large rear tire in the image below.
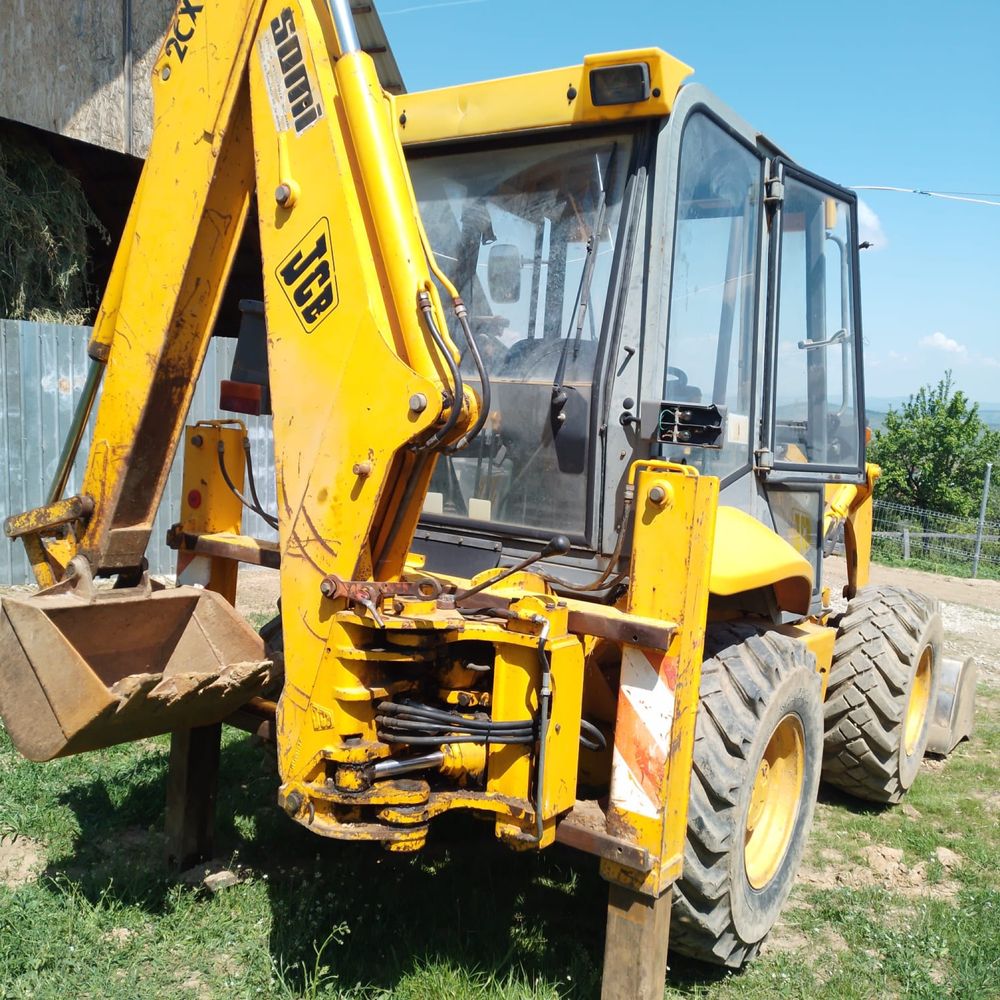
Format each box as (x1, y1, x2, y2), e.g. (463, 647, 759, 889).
(670, 624, 823, 967)
(822, 585, 942, 803)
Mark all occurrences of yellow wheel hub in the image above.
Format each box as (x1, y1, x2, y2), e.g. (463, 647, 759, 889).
(744, 713, 805, 890)
(904, 646, 933, 756)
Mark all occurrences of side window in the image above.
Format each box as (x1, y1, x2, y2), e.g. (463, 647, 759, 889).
(772, 177, 861, 469)
(663, 112, 763, 481)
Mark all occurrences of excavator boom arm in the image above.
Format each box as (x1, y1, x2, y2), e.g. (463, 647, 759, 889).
(37, 0, 459, 582)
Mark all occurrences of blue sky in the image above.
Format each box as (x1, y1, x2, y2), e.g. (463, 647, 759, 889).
(380, 0, 1000, 407)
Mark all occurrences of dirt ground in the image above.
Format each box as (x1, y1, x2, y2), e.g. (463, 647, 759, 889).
(825, 555, 1000, 682)
(824, 555, 1000, 614)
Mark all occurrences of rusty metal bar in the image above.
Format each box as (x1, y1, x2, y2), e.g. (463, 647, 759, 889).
(168, 529, 281, 569)
(5, 494, 94, 539)
(555, 801, 653, 872)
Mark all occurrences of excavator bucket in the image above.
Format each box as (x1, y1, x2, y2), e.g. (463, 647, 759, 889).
(0, 560, 273, 762)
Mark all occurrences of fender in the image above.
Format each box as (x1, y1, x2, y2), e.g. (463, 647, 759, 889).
(710, 506, 814, 614)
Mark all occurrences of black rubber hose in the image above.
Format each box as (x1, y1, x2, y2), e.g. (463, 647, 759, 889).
(217, 441, 279, 529)
(537, 494, 634, 594)
(419, 295, 465, 450)
(579, 718, 608, 752)
(242, 436, 279, 529)
(446, 306, 492, 452)
(379, 702, 532, 732)
(376, 733, 534, 746)
(534, 637, 551, 844)
(374, 715, 533, 737)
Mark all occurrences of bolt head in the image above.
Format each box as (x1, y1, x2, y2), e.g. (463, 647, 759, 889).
(409, 393, 428, 413)
(161, 65, 171, 81)
(275, 183, 292, 206)
(648, 483, 674, 508)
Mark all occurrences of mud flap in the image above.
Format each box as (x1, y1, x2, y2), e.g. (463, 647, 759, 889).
(925, 655, 977, 757)
(0, 558, 273, 761)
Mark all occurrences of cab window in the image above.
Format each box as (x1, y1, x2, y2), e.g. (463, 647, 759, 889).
(772, 177, 861, 469)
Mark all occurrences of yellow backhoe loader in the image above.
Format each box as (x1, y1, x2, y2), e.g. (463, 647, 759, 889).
(0, 1, 977, 995)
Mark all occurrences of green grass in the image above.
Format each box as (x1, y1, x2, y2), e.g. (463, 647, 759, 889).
(871, 544, 1000, 582)
(1, 691, 998, 999)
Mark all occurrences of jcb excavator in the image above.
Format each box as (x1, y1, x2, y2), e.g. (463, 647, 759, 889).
(0, 1, 977, 996)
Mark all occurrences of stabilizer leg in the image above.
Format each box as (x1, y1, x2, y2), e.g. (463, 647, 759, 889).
(602, 884, 672, 1000)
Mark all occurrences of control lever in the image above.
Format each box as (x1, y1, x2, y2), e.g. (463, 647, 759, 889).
(453, 535, 571, 604)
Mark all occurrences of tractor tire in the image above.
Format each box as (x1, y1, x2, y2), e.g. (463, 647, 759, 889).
(822, 586, 942, 803)
(671, 623, 823, 967)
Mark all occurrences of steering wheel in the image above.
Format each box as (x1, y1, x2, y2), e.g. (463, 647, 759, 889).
(666, 365, 689, 389)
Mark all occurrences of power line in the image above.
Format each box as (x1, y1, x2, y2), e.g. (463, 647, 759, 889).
(851, 185, 1000, 208)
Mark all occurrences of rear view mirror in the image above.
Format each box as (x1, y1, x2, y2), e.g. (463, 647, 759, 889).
(487, 244, 522, 303)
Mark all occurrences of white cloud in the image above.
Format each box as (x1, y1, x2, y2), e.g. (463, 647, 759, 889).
(382, 0, 486, 14)
(919, 331, 967, 355)
(857, 200, 887, 249)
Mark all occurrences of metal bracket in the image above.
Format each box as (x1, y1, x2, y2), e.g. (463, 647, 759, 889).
(319, 575, 444, 626)
(5, 494, 94, 539)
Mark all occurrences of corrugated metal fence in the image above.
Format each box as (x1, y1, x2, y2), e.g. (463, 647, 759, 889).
(0, 320, 278, 585)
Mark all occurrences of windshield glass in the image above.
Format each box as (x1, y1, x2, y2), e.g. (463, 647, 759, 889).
(409, 132, 634, 538)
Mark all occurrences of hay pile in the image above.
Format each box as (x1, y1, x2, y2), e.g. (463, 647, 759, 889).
(0, 137, 108, 324)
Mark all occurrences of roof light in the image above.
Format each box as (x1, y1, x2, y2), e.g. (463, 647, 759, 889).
(589, 63, 651, 106)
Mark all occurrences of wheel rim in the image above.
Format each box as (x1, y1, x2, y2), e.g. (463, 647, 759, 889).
(744, 713, 805, 890)
(904, 646, 933, 756)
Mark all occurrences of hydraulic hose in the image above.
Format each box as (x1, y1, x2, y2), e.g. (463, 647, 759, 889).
(217, 439, 279, 529)
(418, 290, 465, 450)
(532, 616, 552, 844)
(445, 304, 492, 452)
(412, 195, 493, 452)
(537, 491, 634, 594)
(243, 436, 279, 529)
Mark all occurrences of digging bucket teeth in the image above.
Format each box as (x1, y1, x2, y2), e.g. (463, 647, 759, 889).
(0, 557, 274, 761)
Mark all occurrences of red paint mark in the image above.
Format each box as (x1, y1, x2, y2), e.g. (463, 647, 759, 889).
(187, 489, 202, 509)
(616, 691, 668, 806)
(660, 655, 679, 690)
(643, 649, 679, 690)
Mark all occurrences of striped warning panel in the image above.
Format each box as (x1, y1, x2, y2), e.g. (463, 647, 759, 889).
(609, 645, 679, 819)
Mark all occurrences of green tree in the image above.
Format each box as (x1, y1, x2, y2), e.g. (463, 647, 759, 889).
(869, 371, 1000, 516)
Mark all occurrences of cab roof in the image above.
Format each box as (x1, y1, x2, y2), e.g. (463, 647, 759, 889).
(396, 48, 693, 146)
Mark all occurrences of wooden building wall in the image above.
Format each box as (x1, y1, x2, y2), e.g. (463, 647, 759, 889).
(0, 0, 175, 157)
(0, 2, 403, 158)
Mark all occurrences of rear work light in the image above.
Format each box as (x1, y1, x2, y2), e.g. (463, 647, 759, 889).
(589, 63, 651, 106)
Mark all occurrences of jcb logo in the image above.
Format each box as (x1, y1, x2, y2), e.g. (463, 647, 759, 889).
(277, 219, 338, 332)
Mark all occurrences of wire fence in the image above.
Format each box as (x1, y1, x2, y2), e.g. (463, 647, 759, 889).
(872, 499, 1000, 580)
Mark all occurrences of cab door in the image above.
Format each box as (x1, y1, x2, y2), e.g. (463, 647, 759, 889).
(761, 162, 866, 595)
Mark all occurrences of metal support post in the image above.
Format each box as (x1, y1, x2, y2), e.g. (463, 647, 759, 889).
(602, 885, 672, 1000)
(972, 462, 992, 578)
(165, 424, 244, 869)
(165, 723, 222, 870)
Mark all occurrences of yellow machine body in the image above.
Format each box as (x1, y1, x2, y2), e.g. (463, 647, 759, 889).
(0, 3, 936, 995)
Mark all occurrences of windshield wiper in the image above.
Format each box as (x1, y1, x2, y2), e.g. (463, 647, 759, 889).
(551, 143, 620, 411)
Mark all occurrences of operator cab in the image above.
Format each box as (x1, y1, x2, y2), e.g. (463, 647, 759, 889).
(402, 54, 865, 615)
